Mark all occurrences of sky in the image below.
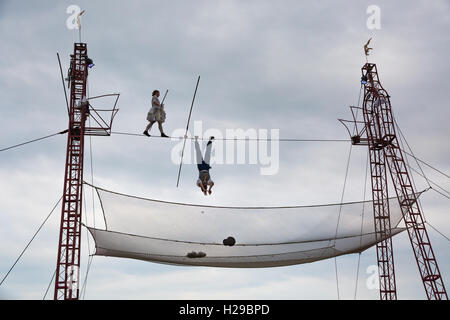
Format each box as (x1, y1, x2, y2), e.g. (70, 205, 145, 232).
(0, 0, 449, 300)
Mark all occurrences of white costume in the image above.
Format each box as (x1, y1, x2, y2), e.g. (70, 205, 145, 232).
(147, 95, 166, 123)
(143, 92, 169, 137)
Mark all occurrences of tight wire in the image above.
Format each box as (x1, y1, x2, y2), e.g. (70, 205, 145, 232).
(111, 131, 349, 142)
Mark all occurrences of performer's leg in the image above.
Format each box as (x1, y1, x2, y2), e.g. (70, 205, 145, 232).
(157, 121, 166, 134)
(145, 121, 155, 132)
(204, 138, 213, 166)
(195, 139, 203, 166)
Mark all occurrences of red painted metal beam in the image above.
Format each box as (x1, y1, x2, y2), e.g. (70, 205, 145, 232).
(54, 43, 89, 300)
(362, 63, 447, 300)
(362, 65, 397, 300)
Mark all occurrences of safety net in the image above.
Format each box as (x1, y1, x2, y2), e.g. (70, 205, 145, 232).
(87, 185, 419, 268)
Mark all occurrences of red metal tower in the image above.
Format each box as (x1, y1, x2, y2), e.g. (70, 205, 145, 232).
(54, 43, 119, 300)
(341, 63, 448, 300)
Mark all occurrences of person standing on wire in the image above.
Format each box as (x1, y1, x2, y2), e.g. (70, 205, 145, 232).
(195, 136, 215, 195)
(143, 90, 169, 138)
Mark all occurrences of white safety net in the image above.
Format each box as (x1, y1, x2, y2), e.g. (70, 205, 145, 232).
(87, 185, 417, 268)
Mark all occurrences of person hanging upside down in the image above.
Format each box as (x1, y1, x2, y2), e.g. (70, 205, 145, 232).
(143, 90, 169, 138)
(195, 136, 215, 196)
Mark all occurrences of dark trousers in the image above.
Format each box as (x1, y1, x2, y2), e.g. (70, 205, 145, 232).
(195, 139, 213, 173)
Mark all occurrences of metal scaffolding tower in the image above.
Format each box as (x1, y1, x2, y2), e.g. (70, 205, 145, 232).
(54, 42, 119, 300)
(341, 63, 448, 300)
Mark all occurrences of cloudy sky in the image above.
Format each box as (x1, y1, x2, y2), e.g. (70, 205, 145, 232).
(0, 0, 449, 300)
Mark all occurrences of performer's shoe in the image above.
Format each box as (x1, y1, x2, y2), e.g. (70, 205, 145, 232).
(143, 131, 150, 137)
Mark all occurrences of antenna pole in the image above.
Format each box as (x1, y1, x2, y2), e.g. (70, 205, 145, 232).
(176, 76, 200, 187)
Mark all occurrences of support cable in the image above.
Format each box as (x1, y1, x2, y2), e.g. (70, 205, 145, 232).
(393, 121, 450, 212)
(333, 142, 353, 300)
(81, 255, 94, 300)
(43, 269, 56, 300)
(57, 52, 70, 116)
(407, 166, 450, 200)
(80, 188, 92, 300)
(88, 89, 96, 229)
(394, 119, 432, 189)
(400, 148, 450, 180)
(0, 196, 62, 287)
(79, 81, 96, 300)
(0, 130, 68, 152)
(394, 121, 429, 221)
(426, 222, 450, 243)
(333, 84, 362, 300)
(354, 149, 370, 300)
(430, 187, 450, 201)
